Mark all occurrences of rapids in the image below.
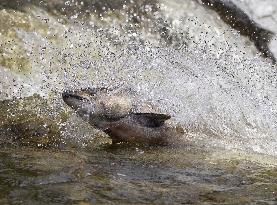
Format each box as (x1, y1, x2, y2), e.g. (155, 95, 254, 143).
(0, 0, 277, 204)
(1, 0, 276, 154)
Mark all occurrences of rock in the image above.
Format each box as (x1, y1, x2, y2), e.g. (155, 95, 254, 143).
(232, 0, 277, 62)
(199, 0, 277, 63)
(0, 95, 64, 147)
(0, 9, 31, 72)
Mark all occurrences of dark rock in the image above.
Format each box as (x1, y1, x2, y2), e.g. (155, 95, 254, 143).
(199, 0, 276, 63)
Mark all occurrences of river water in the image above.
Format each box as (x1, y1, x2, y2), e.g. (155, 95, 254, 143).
(0, 0, 277, 204)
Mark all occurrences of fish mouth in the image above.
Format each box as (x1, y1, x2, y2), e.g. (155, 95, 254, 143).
(62, 87, 109, 100)
(62, 90, 96, 121)
(62, 89, 95, 116)
(62, 90, 91, 102)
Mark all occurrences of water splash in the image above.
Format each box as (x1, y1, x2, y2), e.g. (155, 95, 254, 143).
(0, 2, 277, 155)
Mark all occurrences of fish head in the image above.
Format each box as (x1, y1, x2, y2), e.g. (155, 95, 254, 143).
(62, 87, 132, 121)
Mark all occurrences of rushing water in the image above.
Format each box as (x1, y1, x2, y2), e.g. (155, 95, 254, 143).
(0, 0, 277, 204)
(1, 145, 277, 204)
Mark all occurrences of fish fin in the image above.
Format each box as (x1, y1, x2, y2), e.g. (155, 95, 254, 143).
(132, 113, 171, 127)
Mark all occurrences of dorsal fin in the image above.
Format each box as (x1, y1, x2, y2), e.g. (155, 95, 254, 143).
(131, 113, 171, 127)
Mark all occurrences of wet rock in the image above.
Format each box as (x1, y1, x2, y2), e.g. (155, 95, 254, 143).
(0, 94, 112, 149)
(0, 0, 159, 22)
(0, 95, 64, 147)
(232, 0, 277, 62)
(199, 0, 277, 63)
(0, 0, 172, 47)
(0, 9, 31, 72)
(1, 0, 275, 64)
(0, 7, 59, 73)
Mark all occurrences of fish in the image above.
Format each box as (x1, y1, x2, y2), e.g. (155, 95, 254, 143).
(62, 87, 185, 145)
